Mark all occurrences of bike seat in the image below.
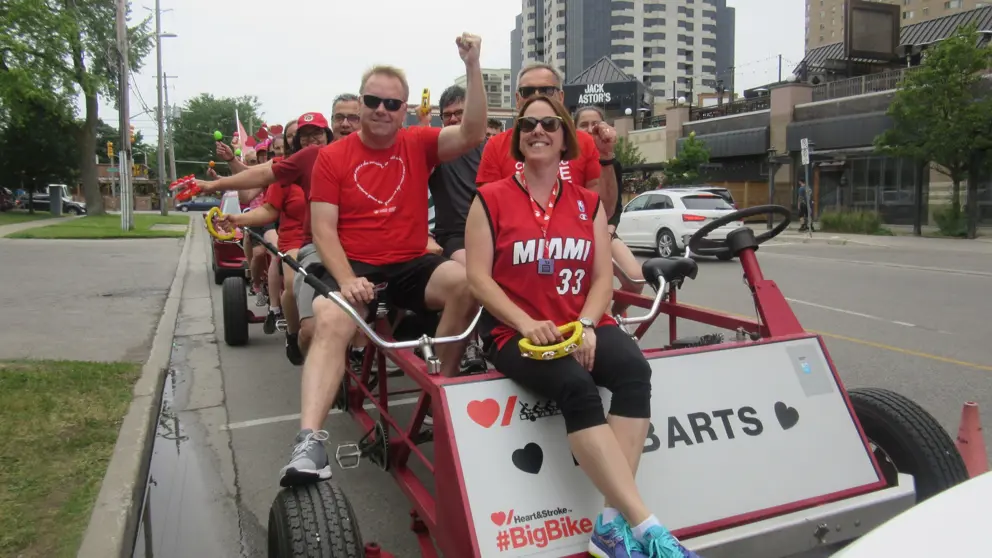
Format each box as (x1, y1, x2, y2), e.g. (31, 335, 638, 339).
(642, 257, 698, 289)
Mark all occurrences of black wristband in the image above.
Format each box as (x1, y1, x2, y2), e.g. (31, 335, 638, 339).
(599, 158, 615, 166)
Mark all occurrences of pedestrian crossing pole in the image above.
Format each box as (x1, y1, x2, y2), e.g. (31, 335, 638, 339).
(800, 138, 814, 238)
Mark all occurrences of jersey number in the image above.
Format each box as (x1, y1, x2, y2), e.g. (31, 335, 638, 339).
(556, 269, 585, 295)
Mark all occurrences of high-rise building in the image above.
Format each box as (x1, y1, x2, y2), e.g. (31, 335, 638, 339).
(805, 0, 985, 51)
(515, 0, 735, 102)
(454, 69, 513, 109)
(511, 13, 524, 108)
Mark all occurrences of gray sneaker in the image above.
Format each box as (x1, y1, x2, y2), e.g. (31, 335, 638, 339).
(279, 429, 332, 487)
(460, 341, 487, 374)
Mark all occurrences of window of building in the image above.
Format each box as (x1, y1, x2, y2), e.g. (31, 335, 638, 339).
(702, 24, 716, 33)
(644, 3, 665, 13)
(612, 29, 635, 39)
(556, 37, 565, 45)
(611, 15, 634, 25)
(615, 59, 634, 69)
(677, 6, 695, 16)
(644, 17, 665, 27)
(556, 51, 565, 59)
(703, 9, 717, 19)
(644, 32, 666, 41)
(945, 0, 963, 8)
(903, 11, 914, 19)
(612, 1, 634, 10)
(612, 43, 635, 54)
(679, 21, 695, 31)
(556, 24, 565, 31)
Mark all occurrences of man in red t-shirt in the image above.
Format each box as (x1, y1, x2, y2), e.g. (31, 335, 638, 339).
(278, 34, 488, 488)
(476, 62, 648, 308)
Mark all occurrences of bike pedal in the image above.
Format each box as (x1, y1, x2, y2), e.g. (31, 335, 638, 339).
(335, 443, 362, 469)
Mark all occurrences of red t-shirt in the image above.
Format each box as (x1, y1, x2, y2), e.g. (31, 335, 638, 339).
(272, 146, 320, 236)
(475, 129, 602, 188)
(476, 176, 615, 350)
(309, 127, 441, 266)
(264, 183, 308, 252)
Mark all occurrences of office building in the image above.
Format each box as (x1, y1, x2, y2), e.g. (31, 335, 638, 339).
(513, 0, 736, 102)
(454, 69, 513, 109)
(806, 0, 986, 51)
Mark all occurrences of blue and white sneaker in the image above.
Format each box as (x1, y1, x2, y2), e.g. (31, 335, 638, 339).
(588, 513, 647, 558)
(642, 525, 701, 558)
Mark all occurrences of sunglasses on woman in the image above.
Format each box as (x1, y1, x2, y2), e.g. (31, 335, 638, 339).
(362, 94, 404, 112)
(516, 116, 563, 133)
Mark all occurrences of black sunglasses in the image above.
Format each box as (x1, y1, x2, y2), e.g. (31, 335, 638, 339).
(518, 86, 559, 98)
(362, 94, 404, 112)
(516, 116, 563, 133)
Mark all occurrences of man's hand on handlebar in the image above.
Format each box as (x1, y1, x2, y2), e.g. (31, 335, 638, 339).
(340, 277, 376, 306)
(574, 328, 597, 371)
(518, 319, 562, 346)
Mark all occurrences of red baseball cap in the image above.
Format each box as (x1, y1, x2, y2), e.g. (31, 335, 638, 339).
(297, 112, 329, 130)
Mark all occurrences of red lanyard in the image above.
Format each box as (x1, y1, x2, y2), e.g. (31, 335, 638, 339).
(517, 172, 560, 258)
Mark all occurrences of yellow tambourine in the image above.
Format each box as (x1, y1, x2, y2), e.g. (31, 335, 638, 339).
(205, 207, 237, 241)
(518, 321, 584, 361)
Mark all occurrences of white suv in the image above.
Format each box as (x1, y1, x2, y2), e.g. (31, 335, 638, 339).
(615, 189, 743, 259)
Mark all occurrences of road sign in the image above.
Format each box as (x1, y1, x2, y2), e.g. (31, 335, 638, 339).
(800, 138, 810, 166)
(108, 167, 118, 173)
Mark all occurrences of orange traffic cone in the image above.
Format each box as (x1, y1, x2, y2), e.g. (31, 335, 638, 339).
(955, 401, 989, 478)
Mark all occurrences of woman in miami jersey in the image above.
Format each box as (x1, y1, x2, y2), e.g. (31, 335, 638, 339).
(464, 95, 698, 558)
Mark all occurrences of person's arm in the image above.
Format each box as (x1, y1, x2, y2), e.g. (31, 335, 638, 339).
(198, 163, 276, 194)
(217, 142, 251, 174)
(233, 204, 279, 227)
(599, 158, 621, 220)
(577, 203, 614, 322)
(310, 201, 357, 284)
(464, 198, 534, 330)
(238, 187, 264, 205)
(438, 35, 487, 162)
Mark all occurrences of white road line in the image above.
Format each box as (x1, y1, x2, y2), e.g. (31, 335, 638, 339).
(222, 396, 421, 431)
(764, 253, 992, 278)
(784, 297, 917, 328)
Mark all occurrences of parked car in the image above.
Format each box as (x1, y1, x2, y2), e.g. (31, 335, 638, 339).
(210, 191, 247, 285)
(615, 188, 743, 259)
(19, 190, 87, 215)
(0, 188, 15, 211)
(176, 196, 221, 212)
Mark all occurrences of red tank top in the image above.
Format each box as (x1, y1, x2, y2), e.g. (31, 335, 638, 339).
(477, 175, 615, 350)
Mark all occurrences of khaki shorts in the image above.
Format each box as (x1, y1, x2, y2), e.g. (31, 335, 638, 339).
(293, 244, 320, 321)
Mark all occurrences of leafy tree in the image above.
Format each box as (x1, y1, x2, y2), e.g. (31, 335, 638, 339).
(664, 131, 710, 185)
(0, 97, 80, 211)
(616, 137, 646, 168)
(171, 93, 263, 178)
(875, 23, 992, 238)
(0, 0, 153, 215)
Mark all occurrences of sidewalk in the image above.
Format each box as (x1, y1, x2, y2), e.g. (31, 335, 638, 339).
(747, 223, 992, 253)
(0, 215, 81, 237)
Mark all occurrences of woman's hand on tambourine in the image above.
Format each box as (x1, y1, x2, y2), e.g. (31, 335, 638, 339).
(213, 212, 241, 234)
(518, 319, 562, 347)
(573, 328, 597, 371)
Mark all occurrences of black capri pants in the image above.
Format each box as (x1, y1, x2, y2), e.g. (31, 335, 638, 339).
(490, 325, 652, 434)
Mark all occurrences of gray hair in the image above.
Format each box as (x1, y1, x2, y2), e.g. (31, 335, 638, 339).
(517, 62, 564, 88)
(574, 105, 605, 122)
(332, 93, 359, 110)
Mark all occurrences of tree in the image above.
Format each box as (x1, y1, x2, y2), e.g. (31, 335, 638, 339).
(0, 97, 80, 210)
(875, 23, 992, 238)
(616, 136, 646, 168)
(664, 131, 710, 185)
(0, 0, 153, 215)
(171, 93, 263, 178)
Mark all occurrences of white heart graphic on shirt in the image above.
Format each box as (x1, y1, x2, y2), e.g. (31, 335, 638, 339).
(353, 156, 406, 206)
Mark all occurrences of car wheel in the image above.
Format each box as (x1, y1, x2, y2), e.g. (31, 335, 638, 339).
(180, 206, 189, 212)
(848, 387, 969, 503)
(716, 252, 735, 261)
(67, 206, 80, 215)
(655, 229, 678, 258)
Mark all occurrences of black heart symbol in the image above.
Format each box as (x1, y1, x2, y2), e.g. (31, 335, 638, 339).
(774, 402, 800, 430)
(512, 442, 544, 475)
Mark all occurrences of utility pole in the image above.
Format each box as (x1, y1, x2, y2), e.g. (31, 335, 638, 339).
(116, 0, 133, 230)
(164, 75, 178, 183)
(154, 0, 168, 215)
(778, 54, 783, 82)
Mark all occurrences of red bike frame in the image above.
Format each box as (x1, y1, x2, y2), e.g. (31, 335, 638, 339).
(337, 246, 810, 557)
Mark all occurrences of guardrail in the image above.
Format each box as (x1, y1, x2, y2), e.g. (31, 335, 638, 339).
(637, 114, 667, 129)
(688, 96, 770, 121)
(811, 67, 918, 102)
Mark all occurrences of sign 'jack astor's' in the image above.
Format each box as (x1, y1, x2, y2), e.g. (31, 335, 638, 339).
(576, 84, 612, 105)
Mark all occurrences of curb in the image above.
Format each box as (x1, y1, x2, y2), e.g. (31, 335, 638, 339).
(76, 223, 193, 558)
(777, 234, 849, 246)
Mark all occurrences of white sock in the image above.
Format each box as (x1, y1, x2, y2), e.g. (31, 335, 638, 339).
(601, 507, 620, 523)
(631, 515, 661, 542)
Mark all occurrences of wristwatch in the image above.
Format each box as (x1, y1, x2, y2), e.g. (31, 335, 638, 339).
(579, 317, 596, 329)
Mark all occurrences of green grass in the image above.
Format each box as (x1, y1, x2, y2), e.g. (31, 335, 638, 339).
(0, 210, 61, 226)
(0, 360, 142, 558)
(6, 213, 190, 239)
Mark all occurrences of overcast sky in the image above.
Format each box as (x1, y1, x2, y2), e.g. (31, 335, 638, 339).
(112, 0, 805, 144)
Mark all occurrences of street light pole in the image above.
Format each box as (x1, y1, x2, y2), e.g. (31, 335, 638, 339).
(155, 0, 168, 215)
(116, 0, 133, 230)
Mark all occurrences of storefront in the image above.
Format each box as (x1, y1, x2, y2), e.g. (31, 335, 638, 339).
(562, 57, 652, 119)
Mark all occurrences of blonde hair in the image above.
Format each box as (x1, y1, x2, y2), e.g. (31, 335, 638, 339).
(517, 62, 564, 87)
(360, 65, 410, 101)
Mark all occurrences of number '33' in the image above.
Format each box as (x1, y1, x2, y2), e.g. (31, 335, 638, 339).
(556, 269, 586, 295)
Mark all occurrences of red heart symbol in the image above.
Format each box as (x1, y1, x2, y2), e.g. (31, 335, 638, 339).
(490, 511, 505, 526)
(467, 399, 501, 428)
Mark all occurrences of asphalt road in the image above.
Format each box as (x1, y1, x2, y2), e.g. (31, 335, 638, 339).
(0, 235, 183, 361)
(163, 225, 992, 558)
